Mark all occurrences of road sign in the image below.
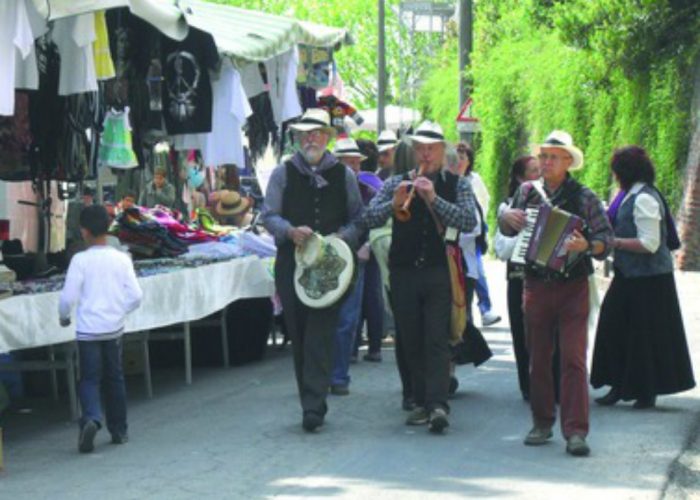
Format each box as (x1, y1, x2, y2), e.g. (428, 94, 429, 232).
(456, 97, 478, 123)
(456, 98, 481, 133)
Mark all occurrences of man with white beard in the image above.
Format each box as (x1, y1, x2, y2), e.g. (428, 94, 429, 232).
(262, 109, 363, 432)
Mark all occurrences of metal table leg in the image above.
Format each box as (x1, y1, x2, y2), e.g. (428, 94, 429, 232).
(221, 306, 229, 368)
(184, 322, 192, 385)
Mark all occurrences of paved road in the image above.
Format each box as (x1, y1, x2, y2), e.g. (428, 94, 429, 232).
(2, 260, 699, 499)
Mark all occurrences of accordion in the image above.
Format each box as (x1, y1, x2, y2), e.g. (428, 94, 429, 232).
(511, 204, 584, 274)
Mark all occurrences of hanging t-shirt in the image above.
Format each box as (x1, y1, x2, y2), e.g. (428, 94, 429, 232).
(0, 0, 38, 115)
(240, 63, 266, 98)
(14, 0, 46, 91)
(200, 61, 252, 168)
(93, 10, 116, 80)
(263, 47, 302, 126)
(52, 13, 99, 96)
(161, 27, 219, 135)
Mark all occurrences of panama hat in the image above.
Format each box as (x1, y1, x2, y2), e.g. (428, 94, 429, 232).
(289, 108, 336, 136)
(535, 130, 584, 171)
(294, 233, 354, 309)
(216, 190, 251, 216)
(333, 138, 367, 159)
(410, 121, 445, 144)
(377, 130, 398, 153)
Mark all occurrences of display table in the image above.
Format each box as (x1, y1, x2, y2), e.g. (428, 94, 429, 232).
(0, 256, 274, 354)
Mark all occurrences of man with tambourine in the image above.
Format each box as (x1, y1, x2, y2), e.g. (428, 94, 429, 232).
(499, 130, 613, 457)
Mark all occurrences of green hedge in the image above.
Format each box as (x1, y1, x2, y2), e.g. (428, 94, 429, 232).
(418, 1, 698, 228)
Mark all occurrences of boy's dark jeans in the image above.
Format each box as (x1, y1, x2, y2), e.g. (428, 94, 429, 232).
(78, 338, 128, 437)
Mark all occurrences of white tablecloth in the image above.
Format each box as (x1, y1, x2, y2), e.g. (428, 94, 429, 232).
(0, 256, 275, 354)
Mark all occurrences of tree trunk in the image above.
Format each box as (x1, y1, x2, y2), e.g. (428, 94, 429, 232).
(678, 54, 700, 271)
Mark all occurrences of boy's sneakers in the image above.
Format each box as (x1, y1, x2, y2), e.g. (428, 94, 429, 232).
(78, 420, 98, 453)
(481, 311, 502, 327)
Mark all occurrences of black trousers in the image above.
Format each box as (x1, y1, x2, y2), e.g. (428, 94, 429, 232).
(275, 248, 339, 415)
(390, 265, 451, 411)
(388, 289, 413, 400)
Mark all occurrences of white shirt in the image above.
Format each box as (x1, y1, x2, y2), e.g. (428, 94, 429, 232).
(459, 207, 482, 280)
(201, 61, 252, 167)
(59, 246, 143, 339)
(0, 0, 38, 115)
(468, 171, 490, 212)
(264, 47, 302, 125)
(620, 183, 662, 253)
(52, 13, 98, 96)
(14, 0, 46, 91)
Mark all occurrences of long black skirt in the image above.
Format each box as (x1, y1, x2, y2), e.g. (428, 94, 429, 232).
(590, 271, 695, 400)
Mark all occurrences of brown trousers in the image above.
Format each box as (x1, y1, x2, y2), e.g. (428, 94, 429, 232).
(524, 276, 589, 438)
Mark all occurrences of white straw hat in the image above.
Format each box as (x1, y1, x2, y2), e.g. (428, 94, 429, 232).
(289, 108, 336, 136)
(333, 138, 367, 159)
(410, 121, 445, 144)
(377, 130, 398, 152)
(534, 130, 584, 171)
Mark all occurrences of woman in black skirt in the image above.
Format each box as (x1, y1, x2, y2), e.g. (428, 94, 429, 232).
(591, 146, 695, 409)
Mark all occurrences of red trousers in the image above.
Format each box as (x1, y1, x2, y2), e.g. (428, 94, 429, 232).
(524, 276, 589, 438)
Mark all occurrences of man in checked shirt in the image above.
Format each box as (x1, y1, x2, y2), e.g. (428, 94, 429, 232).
(364, 122, 477, 433)
(499, 130, 613, 457)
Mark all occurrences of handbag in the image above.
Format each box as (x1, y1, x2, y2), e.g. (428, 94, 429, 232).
(445, 242, 468, 345)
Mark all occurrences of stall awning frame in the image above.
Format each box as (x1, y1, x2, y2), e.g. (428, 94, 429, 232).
(179, 0, 352, 67)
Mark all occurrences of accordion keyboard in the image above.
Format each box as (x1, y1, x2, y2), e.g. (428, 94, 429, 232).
(510, 208, 538, 265)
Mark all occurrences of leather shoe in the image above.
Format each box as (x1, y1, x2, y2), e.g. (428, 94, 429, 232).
(302, 412, 324, 432)
(633, 395, 656, 409)
(595, 387, 621, 406)
(524, 426, 553, 446)
(566, 434, 591, 457)
(330, 384, 349, 396)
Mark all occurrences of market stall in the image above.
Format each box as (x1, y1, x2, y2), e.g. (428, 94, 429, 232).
(0, 0, 352, 415)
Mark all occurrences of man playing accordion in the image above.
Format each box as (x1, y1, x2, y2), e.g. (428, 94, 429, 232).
(499, 130, 613, 457)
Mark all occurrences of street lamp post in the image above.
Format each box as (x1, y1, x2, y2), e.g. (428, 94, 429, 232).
(458, 0, 473, 143)
(378, 0, 387, 132)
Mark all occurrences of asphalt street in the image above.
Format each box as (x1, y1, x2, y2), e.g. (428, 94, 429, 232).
(2, 259, 699, 499)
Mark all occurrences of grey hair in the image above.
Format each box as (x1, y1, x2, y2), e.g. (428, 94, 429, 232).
(445, 146, 459, 171)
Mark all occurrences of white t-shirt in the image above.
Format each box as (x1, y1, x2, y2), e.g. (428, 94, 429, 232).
(459, 206, 482, 280)
(0, 0, 38, 115)
(59, 246, 143, 339)
(52, 13, 98, 96)
(201, 61, 252, 167)
(14, 0, 46, 91)
(264, 47, 302, 125)
(240, 62, 265, 98)
(468, 171, 491, 213)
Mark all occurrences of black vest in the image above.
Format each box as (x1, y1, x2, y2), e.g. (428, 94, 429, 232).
(281, 161, 348, 250)
(389, 171, 458, 268)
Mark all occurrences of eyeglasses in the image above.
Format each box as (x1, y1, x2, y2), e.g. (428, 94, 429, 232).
(537, 153, 572, 163)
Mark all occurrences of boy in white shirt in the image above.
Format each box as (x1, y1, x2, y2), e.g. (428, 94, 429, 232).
(59, 205, 143, 453)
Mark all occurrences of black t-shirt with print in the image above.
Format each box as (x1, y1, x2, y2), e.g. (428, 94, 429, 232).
(160, 27, 219, 134)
